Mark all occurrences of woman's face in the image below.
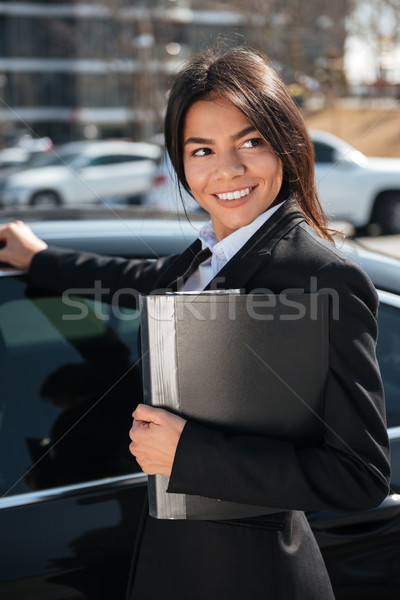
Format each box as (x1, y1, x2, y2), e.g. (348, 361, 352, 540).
(182, 96, 283, 241)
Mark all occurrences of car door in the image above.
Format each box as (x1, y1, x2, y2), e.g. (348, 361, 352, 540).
(0, 272, 147, 599)
(308, 289, 400, 600)
(78, 154, 155, 202)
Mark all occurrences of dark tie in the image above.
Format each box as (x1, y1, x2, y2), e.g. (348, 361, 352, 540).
(167, 247, 212, 291)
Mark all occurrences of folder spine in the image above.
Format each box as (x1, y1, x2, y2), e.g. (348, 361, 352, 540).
(140, 294, 187, 518)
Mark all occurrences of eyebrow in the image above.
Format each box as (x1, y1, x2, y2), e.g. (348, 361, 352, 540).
(184, 126, 257, 146)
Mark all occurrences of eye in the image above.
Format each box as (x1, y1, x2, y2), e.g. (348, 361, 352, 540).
(192, 147, 212, 157)
(241, 138, 264, 149)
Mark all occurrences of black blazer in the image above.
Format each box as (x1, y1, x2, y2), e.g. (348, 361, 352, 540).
(29, 200, 390, 600)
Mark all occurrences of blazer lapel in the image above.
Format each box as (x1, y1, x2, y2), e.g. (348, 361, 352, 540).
(153, 200, 305, 292)
(204, 200, 305, 291)
(153, 239, 202, 290)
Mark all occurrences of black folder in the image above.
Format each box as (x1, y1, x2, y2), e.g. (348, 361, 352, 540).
(140, 292, 329, 520)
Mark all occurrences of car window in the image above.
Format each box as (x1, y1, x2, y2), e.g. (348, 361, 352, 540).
(87, 155, 122, 167)
(313, 141, 335, 164)
(34, 152, 82, 168)
(117, 154, 151, 163)
(0, 276, 142, 498)
(376, 302, 400, 429)
(86, 154, 148, 167)
(0, 161, 24, 170)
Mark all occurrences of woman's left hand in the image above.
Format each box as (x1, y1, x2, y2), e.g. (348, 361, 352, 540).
(129, 404, 187, 476)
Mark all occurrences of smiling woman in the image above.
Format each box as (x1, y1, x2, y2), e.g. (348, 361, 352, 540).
(0, 46, 391, 600)
(182, 97, 283, 240)
(165, 46, 333, 243)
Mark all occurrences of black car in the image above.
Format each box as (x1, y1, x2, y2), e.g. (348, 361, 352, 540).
(0, 215, 399, 599)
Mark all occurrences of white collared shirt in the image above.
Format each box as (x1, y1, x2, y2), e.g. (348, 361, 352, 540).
(182, 202, 284, 292)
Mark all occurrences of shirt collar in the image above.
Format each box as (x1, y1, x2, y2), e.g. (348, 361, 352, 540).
(198, 201, 285, 263)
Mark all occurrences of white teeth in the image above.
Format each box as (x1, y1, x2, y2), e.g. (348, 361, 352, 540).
(216, 187, 252, 201)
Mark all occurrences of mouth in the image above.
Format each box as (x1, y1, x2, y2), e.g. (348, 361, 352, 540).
(215, 186, 254, 201)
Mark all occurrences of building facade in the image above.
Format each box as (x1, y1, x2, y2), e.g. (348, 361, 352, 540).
(0, 0, 348, 146)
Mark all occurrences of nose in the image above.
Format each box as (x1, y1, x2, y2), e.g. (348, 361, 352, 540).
(214, 150, 245, 181)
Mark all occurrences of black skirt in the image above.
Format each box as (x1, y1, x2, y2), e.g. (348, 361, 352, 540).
(127, 507, 334, 600)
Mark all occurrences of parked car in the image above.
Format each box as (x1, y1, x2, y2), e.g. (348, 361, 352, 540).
(0, 137, 54, 201)
(0, 215, 399, 599)
(0, 140, 160, 208)
(143, 131, 400, 234)
(0, 147, 35, 172)
(142, 152, 202, 213)
(312, 129, 400, 234)
(0, 137, 53, 172)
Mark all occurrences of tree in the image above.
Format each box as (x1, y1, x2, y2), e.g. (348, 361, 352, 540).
(348, 0, 400, 81)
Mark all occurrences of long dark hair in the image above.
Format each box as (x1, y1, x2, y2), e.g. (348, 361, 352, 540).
(164, 46, 334, 242)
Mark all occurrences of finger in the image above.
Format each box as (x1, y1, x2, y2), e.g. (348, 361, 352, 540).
(129, 441, 138, 458)
(133, 404, 164, 424)
(129, 417, 150, 441)
(0, 221, 23, 238)
(0, 224, 12, 247)
(0, 241, 11, 261)
(129, 419, 145, 439)
(0, 221, 47, 269)
(0, 223, 20, 258)
(0, 222, 12, 233)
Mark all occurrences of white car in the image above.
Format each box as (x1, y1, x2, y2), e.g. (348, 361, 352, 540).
(142, 152, 201, 214)
(143, 131, 400, 234)
(0, 137, 53, 172)
(1, 140, 160, 207)
(312, 130, 400, 234)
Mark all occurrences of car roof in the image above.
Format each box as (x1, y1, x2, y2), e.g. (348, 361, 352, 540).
(309, 129, 351, 147)
(27, 214, 204, 258)
(1, 214, 399, 294)
(54, 140, 161, 159)
(342, 239, 400, 295)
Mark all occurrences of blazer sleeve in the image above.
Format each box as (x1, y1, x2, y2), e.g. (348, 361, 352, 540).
(28, 246, 179, 306)
(167, 259, 391, 513)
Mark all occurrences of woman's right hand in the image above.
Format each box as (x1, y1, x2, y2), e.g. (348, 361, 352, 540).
(0, 221, 48, 270)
